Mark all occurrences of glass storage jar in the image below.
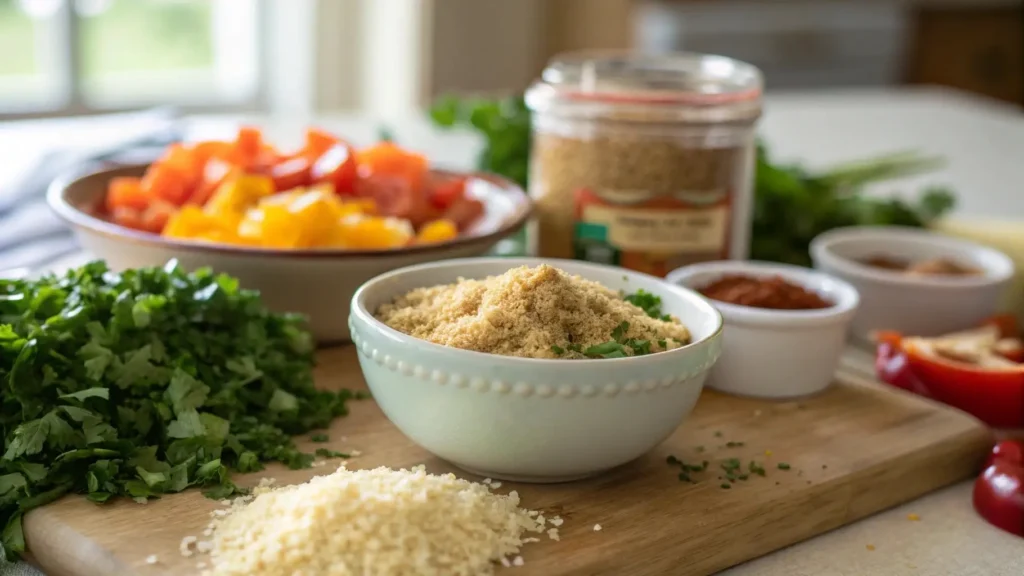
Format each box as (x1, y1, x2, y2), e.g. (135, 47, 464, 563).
(525, 51, 763, 276)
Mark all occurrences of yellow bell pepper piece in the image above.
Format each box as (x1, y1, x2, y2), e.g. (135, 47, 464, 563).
(255, 203, 305, 249)
(163, 206, 225, 239)
(285, 189, 345, 246)
(236, 208, 265, 244)
(328, 215, 413, 249)
(204, 175, 274, 216)
(415, 219, 458, 244)
(338, 198, 377, 216)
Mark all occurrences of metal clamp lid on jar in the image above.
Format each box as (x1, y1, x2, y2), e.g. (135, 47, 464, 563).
(525, 51, 764, 124)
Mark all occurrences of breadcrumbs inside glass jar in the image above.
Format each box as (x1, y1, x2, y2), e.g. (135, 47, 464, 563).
(525, 52, 763, 277)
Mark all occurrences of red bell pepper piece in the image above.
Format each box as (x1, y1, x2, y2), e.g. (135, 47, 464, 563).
(901, 339, 1024, 429)
(973, 440, 1024, 537)
(874, 332, 928, 395)
(873, 318, 1024, 429)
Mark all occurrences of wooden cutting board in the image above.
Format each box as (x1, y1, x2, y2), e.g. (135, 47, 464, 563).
(23, 346, 992, 576)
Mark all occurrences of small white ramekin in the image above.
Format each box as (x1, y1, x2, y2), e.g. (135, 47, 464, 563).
(810, 226, 1015, 341)
(666, 261, 860, 399)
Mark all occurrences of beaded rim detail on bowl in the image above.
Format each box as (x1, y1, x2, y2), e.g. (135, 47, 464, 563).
(349, 325, 720, 398)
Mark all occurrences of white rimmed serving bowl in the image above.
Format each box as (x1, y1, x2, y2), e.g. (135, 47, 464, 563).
(666, 261, 859, 400)
(48, 164, 530, 344)
(810, 226, 1015, 341)
(348, 257, 724, 483)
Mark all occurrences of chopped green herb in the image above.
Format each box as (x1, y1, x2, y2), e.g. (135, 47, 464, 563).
(725, 441, 745, 448)
(583, 343, 628, 359)
(720, 482, 732, 489)
(738, 474, 749, 481)
(666, 455, 679, 465)
(611, 321, 629, 341)
(623, 338, 650, 355)
(749, 461, 767, 477)
(657, 339, 667, 348)
(623, 290, 672, 321)
(677, 472, 691, 483)
(315, 448, 349, 459)
(778, 463, 792, 470)
(310, 434, 329, 443)
(0, 260, 359, 561)
(550, 345, 565, 355)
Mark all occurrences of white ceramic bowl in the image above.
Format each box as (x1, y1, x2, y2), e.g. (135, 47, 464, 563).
(666, 261, 859, 399)
(349, 257, 724, 483)
(48, 164, 530, 344)
(810, 226, 1015, 341)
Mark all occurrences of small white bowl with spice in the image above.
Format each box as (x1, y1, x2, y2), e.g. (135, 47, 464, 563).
(349, 257, 723, 483)
(666, 261, 860, 399)
(810, 226, 1015, 341)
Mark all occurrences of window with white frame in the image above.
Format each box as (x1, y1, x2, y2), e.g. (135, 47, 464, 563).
(0, 0, 262, 117)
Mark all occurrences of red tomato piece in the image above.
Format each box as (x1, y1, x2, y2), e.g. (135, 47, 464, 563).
(141, 163, 189, 206)
(269, 156, 313, 192)
(161, 144, 201, 191)
(192, 140, 238, 165)
(111, 206, 145, 230)
(303, 127, 340, 159)
(443, 197, 484, 230)
(357, 141, 429, 192)
(140, 200, 177, 234)
(357, 174, 438, 226)
(246, 146, 286, 174)
(106, 177, 150, 212)
(234, 126, 264, 160)
(311, 143, 358, 195)
(427, 175, 467, 210)
(188, 158, 239, 207)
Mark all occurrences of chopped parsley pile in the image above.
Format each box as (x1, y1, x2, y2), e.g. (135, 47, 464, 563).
(550, 290, 674, 359)
(0, 261, 357, 560)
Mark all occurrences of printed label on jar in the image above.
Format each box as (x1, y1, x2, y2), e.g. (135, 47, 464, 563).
(573, 187, 732, 277)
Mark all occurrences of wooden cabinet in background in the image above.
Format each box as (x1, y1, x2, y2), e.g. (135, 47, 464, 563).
(907, 7, 1023, 106)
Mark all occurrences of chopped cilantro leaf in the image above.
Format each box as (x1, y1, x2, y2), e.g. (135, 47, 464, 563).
(624, 290, 672, 321)
(315, 448, 350, 459)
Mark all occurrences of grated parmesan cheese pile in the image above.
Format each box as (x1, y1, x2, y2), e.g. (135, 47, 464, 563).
(195, 465, 557, 576)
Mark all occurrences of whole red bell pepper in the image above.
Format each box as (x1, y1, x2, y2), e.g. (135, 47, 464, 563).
(973, 440, 1024, 537)
(873, 316, 1024, 429)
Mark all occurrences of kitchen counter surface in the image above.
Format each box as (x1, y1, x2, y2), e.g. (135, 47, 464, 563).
(1, 86, 1022, 574)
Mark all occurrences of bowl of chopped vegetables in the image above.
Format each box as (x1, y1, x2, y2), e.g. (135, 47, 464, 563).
(349, 258, 723, 483)
(48, 127, 531, 343)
